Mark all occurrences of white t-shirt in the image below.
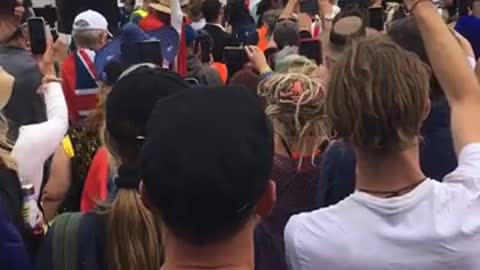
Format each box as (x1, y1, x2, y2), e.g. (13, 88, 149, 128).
(285, 144, 480, 270)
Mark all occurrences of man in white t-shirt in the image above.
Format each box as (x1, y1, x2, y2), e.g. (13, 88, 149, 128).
(284, 1, 480, 270)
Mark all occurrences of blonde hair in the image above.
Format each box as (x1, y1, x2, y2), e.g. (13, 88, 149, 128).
(259, 70, 330, 165)
(275, 54, 318, 75)
(327, 36, 431, 154)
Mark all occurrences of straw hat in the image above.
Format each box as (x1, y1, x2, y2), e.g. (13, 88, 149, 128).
(150, 0, 172, 14)
(0, 67, 14, 110)
(320, 15, 380, 64)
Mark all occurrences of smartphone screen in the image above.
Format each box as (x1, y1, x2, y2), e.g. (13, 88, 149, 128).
(299, 0, 318, 16)
(28, 18, 47, 55)
(368, 7, 384, 31)
(138, 41, 162, 65)
(299, 39, 322, 65)
(224, 46, 248, 78)
(224, 46, 248, 66)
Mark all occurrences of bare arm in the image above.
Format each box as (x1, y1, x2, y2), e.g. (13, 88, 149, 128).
(280, 0, 298, 20)
(42, 145, 72, 222)
(409, 0, 480, 154)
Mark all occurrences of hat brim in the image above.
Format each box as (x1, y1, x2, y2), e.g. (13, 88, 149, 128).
(150, 3, 172, 14)
(0, 69, 14, 110)
(320, 27, 379, 63)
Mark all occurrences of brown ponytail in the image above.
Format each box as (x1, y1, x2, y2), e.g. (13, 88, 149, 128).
(104, 166, 163, 270)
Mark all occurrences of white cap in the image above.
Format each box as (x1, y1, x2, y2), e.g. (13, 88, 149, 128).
(73, 10, 109, 32)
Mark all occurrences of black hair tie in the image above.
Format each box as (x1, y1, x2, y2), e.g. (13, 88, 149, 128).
(116, 165, 141, 190)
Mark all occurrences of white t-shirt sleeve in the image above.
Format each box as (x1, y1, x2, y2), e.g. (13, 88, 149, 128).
(285, 217, 303, 270)
(443, 143, 480, 191)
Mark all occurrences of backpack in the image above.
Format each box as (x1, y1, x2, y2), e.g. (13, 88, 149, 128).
(50, 212, 102, 270)
(52, 213, 83, 270)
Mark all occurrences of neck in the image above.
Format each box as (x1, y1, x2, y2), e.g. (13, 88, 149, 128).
(4, 36, 26, 50)
(322, 4, 333, 15)
(211, 17, 222, 25)
(274, 135, 320, 157)
(355, 146, 426, 193)
(162, 222, 255, 270)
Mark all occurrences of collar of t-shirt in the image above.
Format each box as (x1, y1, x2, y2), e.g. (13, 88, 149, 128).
(350, 179, 434, 215)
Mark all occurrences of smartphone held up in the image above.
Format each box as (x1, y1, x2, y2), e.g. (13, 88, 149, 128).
(28, 17, 48, 55)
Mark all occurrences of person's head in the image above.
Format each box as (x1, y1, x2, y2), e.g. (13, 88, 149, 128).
(259, 69, 329, 162)
(0, 0, 25, 45)
(104, 64, 190, 270)
(187, 0, 205, 22)
(273, 20, 299, 50)
(327, 36, 431, 155)
(191, 30, 213, 63)
(149, 0, 173, 23)
(263, 9, 282, 38)
(202, 0, 223, 23)
(141, 87, 275, 246)
(470, 0, 480, 17)
(72, 10, 109, 50)
(229, 69, 264, 109)
(387, 16, 442, 100)
(185, 24, 198, 51)
(275, 54, 316, 75)
(320, 4, 370, 68)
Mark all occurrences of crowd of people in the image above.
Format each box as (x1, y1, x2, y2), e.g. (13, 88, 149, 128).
(1, 0, 480, 269)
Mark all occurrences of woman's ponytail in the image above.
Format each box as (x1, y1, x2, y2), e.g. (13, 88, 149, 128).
(105, 165, 163, 270)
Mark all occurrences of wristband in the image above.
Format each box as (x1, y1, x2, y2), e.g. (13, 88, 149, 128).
(408, 0, 432, 14)
(42, 76, 62, 84)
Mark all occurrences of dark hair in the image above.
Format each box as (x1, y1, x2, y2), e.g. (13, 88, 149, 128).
(273, 20, 299, 50)
(0, 0, 16, 16)
(229, 69, 265, 109)
(141, 87, 274, 245)
(387, 17, 443, 100)
(106, 66, 189, 162)
(202, 0, 222, 23)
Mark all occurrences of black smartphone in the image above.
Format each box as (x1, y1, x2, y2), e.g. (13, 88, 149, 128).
(368, 7, 384, 31)
(224, 46, 248, 66)
(224, 46, 248, 78)
(299, 0, 318, 16)
(138, 41, 162, 65)
(28, 17, 47, 55)
(299, 38, 322, 65)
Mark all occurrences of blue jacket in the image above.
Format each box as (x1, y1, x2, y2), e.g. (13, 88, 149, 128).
(0, 204, 32, 270)
(317, 97, 458, 207)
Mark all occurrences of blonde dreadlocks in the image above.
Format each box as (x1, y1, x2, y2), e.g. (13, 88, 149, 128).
(259, 70, 330, 166)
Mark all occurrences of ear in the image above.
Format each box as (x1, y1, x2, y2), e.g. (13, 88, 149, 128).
(255, 180, 276, 217)
(422, 97, 431, 122)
